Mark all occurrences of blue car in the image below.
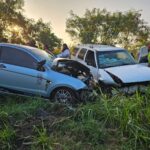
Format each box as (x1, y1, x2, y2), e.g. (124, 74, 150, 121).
(0, 43, 92, 104)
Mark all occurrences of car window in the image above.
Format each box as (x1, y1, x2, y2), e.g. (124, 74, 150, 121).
(0, 47, 2, 61)
(1, 46, 37, 69)
(77, 48, 87, 60)
(85, 50, 96, 67)
(72, 47, 79, 56)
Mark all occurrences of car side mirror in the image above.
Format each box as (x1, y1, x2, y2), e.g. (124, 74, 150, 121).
(37, 60, 46, 71)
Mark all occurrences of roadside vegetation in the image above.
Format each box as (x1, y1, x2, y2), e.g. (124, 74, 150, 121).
(1, 0, 150, 55)
(1, 88, 150, 150)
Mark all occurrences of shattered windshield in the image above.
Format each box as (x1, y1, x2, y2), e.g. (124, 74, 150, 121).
(97, 50, 136, 68)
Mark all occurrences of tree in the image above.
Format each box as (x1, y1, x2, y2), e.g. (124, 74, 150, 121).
(66, 8, 150, 50)
(0, 0, 61, 50)
(0, 0, 25, 41)
(23, 19, 61, 49)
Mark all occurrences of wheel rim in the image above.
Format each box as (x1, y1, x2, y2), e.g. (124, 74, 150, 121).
(54, 89, 73, 103)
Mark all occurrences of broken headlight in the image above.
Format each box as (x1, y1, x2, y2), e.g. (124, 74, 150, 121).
(106, 71, 123, 86)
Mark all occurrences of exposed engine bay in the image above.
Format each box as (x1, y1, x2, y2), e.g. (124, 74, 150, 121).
(51, 58, 94, 86)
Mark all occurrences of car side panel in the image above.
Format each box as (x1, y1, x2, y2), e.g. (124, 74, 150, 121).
(0, 63, 48, 96)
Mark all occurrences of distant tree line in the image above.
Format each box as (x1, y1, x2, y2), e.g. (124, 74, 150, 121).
(1, 1, 150, 52)
(0, 0, 61, 50)
(66, 8, 150, 51)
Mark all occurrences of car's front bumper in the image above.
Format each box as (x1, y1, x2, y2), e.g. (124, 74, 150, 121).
(112, 83, 149, 94)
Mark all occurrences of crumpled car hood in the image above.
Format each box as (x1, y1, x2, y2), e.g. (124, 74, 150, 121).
(51, 58, 93, 86)
(52, 58, 91, 76)
(105, 64, 150, 83)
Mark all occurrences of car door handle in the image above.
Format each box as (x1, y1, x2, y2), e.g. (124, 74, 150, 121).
(0, 64, 6, 69)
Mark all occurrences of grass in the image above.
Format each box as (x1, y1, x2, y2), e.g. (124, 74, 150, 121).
(31, 121, 53, 150)
(0, 125, 16, 150)
(0, 95, 49, 121)
(1, 89, 150, 149)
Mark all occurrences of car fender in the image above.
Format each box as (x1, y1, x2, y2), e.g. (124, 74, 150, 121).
(98, 69, 116, 85)
(45, 70, 87, 97)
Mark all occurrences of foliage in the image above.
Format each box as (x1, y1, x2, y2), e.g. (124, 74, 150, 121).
(23, 18, 62, 49)
(66, 8, 150, 50)
(1, 89, 150, 149)
(0, 125, 16, 150)
(52, 91, 150, 149)
(32, 121, 52, 150)
(0, 0, 61, 50)
(0, 0, 24, 41)
(0, 95, 49, 120)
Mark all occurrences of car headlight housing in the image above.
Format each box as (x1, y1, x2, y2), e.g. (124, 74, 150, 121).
(106, 71, 123, 86)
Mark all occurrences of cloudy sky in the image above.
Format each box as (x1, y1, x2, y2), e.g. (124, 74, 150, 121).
(23, 0, 150, 44)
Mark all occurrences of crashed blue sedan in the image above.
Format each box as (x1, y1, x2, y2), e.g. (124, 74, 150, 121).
(0, 43, 92, 104)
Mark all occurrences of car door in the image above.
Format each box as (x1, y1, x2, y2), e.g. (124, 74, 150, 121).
(75, 48, 87, 66)
(84, 50, 99, 81)
(0, 46, 47, 96)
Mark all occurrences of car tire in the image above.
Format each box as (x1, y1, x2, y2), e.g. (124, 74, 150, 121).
(51, 87, 78, 106)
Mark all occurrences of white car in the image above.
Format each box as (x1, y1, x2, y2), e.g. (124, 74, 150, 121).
(73, 44, 150, 93)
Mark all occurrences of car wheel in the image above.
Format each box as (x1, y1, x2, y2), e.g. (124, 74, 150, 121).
(51, 87, 77, 105)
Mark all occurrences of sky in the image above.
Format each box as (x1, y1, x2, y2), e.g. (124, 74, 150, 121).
(23, 0, 150, 44)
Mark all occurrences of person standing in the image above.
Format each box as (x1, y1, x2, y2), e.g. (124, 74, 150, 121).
(147, 45, 150, 66)
(138, 46, 148, 63)
(57, 43, 71, 58)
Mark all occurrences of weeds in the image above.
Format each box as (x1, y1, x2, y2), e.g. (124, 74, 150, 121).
(1, 89, 150, 149)
(0, 125, 16, 150)
(0, 96, 49, 120)
(31, 121, 52, 150)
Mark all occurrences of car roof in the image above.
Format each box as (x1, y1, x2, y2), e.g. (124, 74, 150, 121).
(76, 44, 125, 52)
(0, 43, 49, 61)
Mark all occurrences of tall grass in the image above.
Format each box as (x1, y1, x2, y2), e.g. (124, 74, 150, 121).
(1, 89, 150, 149)
(51, 90, 150, 149)
(0, 124, 16, 150)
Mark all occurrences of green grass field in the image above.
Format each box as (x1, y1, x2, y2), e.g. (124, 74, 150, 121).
(0, 89, 150, 150)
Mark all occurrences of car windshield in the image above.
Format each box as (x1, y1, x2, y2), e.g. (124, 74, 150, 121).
(40, 51, 53, 61)
(35, 49, 54, 67)
(43, 52, 55, 67)
(97, 50, 136, 68)
(31, 47, 55, 66)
